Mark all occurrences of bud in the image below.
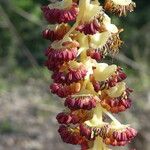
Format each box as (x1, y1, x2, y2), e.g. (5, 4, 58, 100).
(58, 125, 84, 145)
(56, 110, 93, 124)
(65, 94, 98, 110)
(50, 82, 81, 98)
(52, 62, 87, 84)
(103, 126, 137, 146)
(41, 3, 79, 24)
(42, 24, 70, 41)
(45, 41, 79, 62)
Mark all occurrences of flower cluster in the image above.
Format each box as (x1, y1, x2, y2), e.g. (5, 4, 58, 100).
(42, 0, 137, 149)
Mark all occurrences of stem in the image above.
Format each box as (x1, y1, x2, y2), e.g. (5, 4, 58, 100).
(62, 0, 84, 41)
(85, 104, 103, 127)
(93, 105, 103, 123)
(86, 80, 98, 95)
(62, 0, 91, 42)
(103, 109, 122, 126)
(88, 137, 103, 150)
(77, 47, 86, 56)
(80, 49, 87, 61)
(88, 136, 110, 150)
(81, 79, 89, 90)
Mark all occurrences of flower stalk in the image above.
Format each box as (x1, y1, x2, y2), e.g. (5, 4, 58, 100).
(41, 0, 137, 149)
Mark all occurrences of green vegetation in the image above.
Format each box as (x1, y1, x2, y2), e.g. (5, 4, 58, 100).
(0, 120, 17, 134)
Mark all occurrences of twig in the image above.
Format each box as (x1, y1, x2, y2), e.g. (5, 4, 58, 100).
(11, 5, 43, 27)
(0, 5, 38, 67)
(113, 53, 144, 71)
(0, 0, 43, 27)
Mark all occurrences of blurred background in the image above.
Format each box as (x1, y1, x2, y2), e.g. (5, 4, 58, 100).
(0, 0, 149, 150)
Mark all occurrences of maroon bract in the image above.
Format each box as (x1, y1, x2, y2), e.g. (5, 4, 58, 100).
(103, 127, 137, 146)
(52, 65, 87, 84)
(100, 87, 132, 113)
(50, 82, 81, 98)
(58, 125, 85, 145)
(44, 41, 79, 70)
(79, 124, 137, 146)
(57, 110, 93, 125)
(56, 112, 79, 124)
(42, 29, 62, 41)
(76, 19, 104, 35)
(42, 24, 70, 41)
(65, 95, 97, 110)
(81, 141, 90, 150)
(41, 3, 79, 24)
(45, 46, 78, 62)
(80, 124, 93, 140)
(42, 29, 65, 41)
(92, 67, 127, 92)
(87, 49, 104, 61)
(100, 97, 132, 113)
(44, 58, 64, 71)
